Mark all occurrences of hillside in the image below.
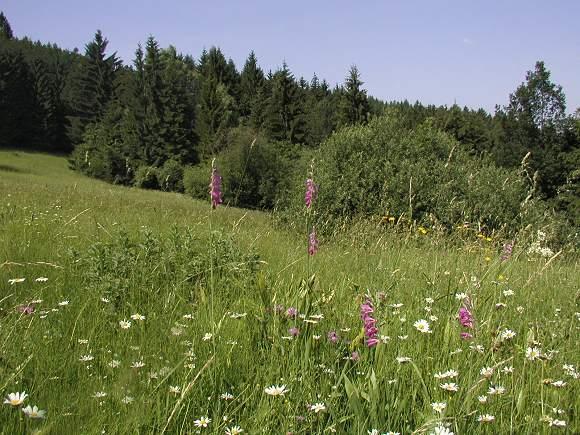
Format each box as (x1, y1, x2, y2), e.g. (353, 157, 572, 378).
(0, 151, 578, 434)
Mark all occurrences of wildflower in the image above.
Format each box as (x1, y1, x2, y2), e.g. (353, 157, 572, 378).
(549, 419, 566, 427)
(35, 277, 49, 282)
(477, 414, 495, 423)
(17, 305, 35, 315)
(458, 306, 473, 329)
(309, 402, 326, 413)
(431, 426, 454, 435)
(131, 360, 145, 369)
(460, 332, 473, 340)
(288, 327, 300, 337)
(202, 333, 213, 341)
(503, 289, 515, 297)
(455, 292, 467, 300)
(488, 385, 506, 395)
(220, 392, 234, 400)
(308, 227, 319, 256)
(58, 300, 69, 306)
(502, 366, 514, 374)
(194, 416, 211, 428)
(108, 360, 120, 368)
(440, 383, 459, 392)
(225, 426, 244, 435)
(119, 320, 131, 329)
(500, 329, 516, 340)
(4, 392, 27, 406)
(327, 330, 339, 343)
(480, 367, 494, 378)
(305, 178, 318, 209)
(167, 385, 181, 395)
(525, 347, 541, 361)
(93, 392, 107, 398)
(426, 297, 434, 304)
(501, 241, 514, 262)
(361, 298, 379, 347)
(8, 278, 25, 285)
(350, 351, 360, 361)
(121, 396, 134, 404)
(210, 162, 222, 209)
(431, 402, 447, 413)
(551, 380, 566, 388)
(79, 354, 94, 362)
(285, 307, 298, 318)
(478, 395, 488, 403)
(264, 385, 289, 396)
(130, 313, 145, 321)
(413, 319, 432, 333)
(396, 356, 411, 364)
(22, 405, 46, 418)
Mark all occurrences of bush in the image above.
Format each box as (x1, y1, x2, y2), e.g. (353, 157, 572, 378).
(133, 166, 160, 190)
(288, 110, 528, 234)
(183, 162, 211, 201)
(159, 159, 184, 192)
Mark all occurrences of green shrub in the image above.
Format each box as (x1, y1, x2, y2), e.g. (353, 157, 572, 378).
(159, 159, 184, 192)
(183, 162, 211, 201)
(289, 110, 528, 234)
(133, 166, 160, 189)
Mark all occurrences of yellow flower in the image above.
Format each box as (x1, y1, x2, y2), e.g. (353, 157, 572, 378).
(418, 227, 427, 235)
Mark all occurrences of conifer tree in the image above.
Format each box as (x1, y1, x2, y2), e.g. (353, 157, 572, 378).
(239, 51, 265, 120)
(0, 11, 14, 40)
(340, 65, 369, 126)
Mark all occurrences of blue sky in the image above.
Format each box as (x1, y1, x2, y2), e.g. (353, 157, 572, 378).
(3, 1, 579, 113)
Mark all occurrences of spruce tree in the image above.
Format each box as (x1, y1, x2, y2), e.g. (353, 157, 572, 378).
(340, 65, 369, 126)
(239, 51, 265, 120)
(0, 11, 14, 40)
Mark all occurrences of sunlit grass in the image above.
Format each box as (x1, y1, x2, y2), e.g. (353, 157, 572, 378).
(0, 150, 578, 434)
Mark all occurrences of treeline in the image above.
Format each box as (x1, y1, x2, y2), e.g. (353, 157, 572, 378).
(0, 11, 578, 231)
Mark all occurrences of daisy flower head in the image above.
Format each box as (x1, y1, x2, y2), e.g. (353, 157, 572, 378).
(480, 367, 494, 378)
(526, 346, 541, 361)
(431, 402, 447, 413)
(477, 414, 495, 423)
(430, 426, 454, 435)
(264, 385, 289, 396)
(414, 319, 432, 333)
(440, 382, 459, 392)
(119, 320, 131, 329)
(194, 416, 211, 428)
(225, 426, 244, 435)
(130, 313, 145, 321)
(501, 329, 516, 340)
(22, 405, 46, 419)
(309, 402, 326, 413)
(4, 391, 27, 406)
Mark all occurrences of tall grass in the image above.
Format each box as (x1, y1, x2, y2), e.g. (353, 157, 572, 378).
(0, 151, 578, 434)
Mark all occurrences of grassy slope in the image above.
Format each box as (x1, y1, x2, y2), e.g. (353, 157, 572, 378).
(0, 150, 578, 434)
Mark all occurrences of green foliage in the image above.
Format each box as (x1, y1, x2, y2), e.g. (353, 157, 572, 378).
(133, 165, 160, 189)
(300, 111, 527, 233)
(183, 162, 211, 201)
(219, 127, 299, 209)
(158, 158, 184, 192)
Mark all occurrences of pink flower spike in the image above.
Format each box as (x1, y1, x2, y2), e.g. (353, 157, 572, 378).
(305, 178, 318, 209)
(209, 161, 223, 209)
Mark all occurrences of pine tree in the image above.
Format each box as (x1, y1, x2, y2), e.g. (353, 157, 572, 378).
(68, 30, 120, 144)
(264, 62, 305, 143)
(340, 65, 369, 126)
(0, 11, 14, 40)
(239, 51, 265, 120)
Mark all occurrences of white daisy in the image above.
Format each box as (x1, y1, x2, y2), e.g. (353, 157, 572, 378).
(4, 392, 27, 406)
(119, 320, 131, 329)
(477, 414, 495, 423)
(309, 402, 326, 413)
(431, 402, 447, 413)
(193, 416, 211, 428)
(22, 405, 46, 418)
(414, 319, 432, 333)
(264, 385, 289, 396)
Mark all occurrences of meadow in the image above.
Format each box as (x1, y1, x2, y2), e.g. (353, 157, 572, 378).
(0, 150, 578, 434)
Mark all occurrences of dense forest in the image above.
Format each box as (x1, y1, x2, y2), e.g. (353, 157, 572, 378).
(1, 11, 578, 238)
